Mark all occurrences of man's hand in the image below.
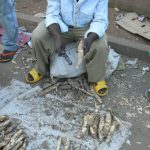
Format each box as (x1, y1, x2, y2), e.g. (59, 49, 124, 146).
(47, 23, 65, 56)
(83, 38, 92, 55)
(54, 35, 65, 56)
(83, 32, 99, 55)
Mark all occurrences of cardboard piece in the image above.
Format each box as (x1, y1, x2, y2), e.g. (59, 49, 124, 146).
(116, 13, 150, 40)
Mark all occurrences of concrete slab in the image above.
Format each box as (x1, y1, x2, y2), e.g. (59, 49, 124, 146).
(108, 36, 150, 62)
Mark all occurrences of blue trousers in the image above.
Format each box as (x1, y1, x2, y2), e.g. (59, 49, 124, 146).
(0, 0, 18, 51)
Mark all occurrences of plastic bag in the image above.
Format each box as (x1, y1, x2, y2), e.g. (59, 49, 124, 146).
(50, 43, 86, 78)
(50, 43, 120, 79)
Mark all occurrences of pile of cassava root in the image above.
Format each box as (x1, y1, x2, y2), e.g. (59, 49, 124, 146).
(0, 115, 27, 150)
(76, 110, 123, 143)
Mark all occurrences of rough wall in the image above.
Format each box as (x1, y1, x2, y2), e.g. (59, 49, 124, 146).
(109, 0, 150, 15)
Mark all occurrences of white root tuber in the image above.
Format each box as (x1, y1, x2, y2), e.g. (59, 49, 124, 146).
(76, 40, 84, 69)
(90, 114, 99, 138)
(18, 139, 27, 150)
(76, 112, 92, 139)
(56, 137, 62, 150)
(98, 115, 105, 141)
(0, 115, 27, 150)
(0, 132, 14, 148)
(0, 116, 8, 122)
(0, 119, 11, 129)
(64, 138, 70, 150)
(103, 111, 112, 137)
(106, 121, 119, 143)
(4, 124, 17, 135)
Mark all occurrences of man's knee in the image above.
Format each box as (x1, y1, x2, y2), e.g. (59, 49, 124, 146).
(32, 28, 43, 43)
(91, 40, 108, 56)
(31, 22, 48, 43)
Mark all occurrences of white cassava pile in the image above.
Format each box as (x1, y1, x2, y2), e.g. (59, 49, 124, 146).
(0, 115, 27, 150)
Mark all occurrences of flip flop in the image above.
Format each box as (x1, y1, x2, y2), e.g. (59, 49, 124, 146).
(93, 80, 108, 97)
(26, 68, 43, 84)
(0, 51, 16, 63)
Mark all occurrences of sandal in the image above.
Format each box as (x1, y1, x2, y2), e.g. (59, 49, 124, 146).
(93, 80, 108, 97)
(0, 51, 16, 63)
(26, 68, 43, 84)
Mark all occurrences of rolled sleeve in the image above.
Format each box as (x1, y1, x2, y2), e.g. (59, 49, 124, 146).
(45, 0, 68, 33)
(84, 0, 108, 38)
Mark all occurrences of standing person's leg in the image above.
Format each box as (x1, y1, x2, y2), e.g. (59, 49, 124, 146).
(0, 0, 18, 62)
(26, 21, 74, 83)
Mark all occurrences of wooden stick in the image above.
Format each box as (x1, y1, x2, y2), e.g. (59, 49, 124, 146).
(58, 84, 72, 90)
(90, 85, 102, 103)
(39, 83, 60, 96)
(78, 79, 84, 89)
(83, 78, 91, 92)
(68, 79, 95, 97)
(42, 78, 60, 89)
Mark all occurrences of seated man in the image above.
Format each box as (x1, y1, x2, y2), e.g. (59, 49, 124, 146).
(0, 0, 18, 62)
(26, 0, 109, 96)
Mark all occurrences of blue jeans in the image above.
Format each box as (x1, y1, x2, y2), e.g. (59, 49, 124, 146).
(0, 0, 18, 51)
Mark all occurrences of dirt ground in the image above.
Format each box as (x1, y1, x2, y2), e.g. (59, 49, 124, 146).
(0, 43, 150, 150)
(0, 0, 150, 150)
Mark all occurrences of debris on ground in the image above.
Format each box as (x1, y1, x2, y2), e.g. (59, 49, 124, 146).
(142, 66, 150, 72)
(116, 61, 125, 71)
(126, 58, 138, 67)
(0, 115, 27, 150)
(142, 66, 150, 75)
(11, 49, 24, 65)
(115, 13, 124, 21)
(19, 26, 28, 32)
(114, 7, 120, 12)
(34, 12, 45, 18)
